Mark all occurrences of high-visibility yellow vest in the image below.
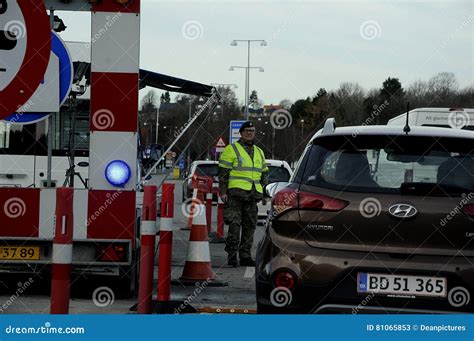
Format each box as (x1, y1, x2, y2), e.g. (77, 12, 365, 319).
(218, 142, 268, 193)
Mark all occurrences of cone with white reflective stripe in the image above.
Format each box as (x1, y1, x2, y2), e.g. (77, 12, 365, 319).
(182, 188, 199, 230)
(174, 203, 227, 287)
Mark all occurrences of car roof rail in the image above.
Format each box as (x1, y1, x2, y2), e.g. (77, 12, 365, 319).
(322, 118, 336, 134)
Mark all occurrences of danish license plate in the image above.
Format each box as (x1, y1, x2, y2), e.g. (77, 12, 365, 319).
(0, 246, 40, 260)
(357, 273, 446, 297)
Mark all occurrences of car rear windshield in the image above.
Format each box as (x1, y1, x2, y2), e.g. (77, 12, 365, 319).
(301, 134, 474, 196)
(268, 165, 291, 183)
(195, 164, 218, 177)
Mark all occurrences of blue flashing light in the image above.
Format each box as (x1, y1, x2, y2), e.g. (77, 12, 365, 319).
(105, 160, 131, 187)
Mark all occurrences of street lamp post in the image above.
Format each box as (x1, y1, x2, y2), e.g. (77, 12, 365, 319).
(230, 39, 267, 120)
(155, 108, 159, 145)
(229, 66, 264, 119)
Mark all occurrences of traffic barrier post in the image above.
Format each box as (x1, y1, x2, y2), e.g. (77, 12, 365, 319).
(50, 188, 74, 314)
(137, 185, 158, 314)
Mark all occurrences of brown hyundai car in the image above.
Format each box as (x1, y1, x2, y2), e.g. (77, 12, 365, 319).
(256, 120, 474, 313)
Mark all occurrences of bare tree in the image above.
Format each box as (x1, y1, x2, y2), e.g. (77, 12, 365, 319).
(141, 89, 158, 112)
(407, 80, 430, 108)
(331, 82, 365, 125)
(279, 99, 293, 110)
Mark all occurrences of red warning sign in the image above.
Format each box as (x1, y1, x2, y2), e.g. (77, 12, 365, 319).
(0, 0, 51, 119)
(216, 137, 226, 152)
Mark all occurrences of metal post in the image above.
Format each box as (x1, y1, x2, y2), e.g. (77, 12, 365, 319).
(188, 100, 192, 168)
(272, 126, 275, 159)
(70, 107, 75, 187)
(46, 10, 54, 188)
(46, 114, 53, 187)
(245, 41, 250, 120)
(155, 108, 159, 145)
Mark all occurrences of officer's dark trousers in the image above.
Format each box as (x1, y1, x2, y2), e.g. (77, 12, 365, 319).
(224, 196, 258, 259)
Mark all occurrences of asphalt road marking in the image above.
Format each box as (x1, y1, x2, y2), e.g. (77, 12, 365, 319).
(244, 267, 255, 278)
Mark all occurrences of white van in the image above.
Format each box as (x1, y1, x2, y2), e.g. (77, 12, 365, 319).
(382, 107, 474, 186)
(387, 107, 474, 130)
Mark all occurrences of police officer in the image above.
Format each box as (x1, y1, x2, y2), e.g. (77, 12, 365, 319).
(218, 121, 268, 267)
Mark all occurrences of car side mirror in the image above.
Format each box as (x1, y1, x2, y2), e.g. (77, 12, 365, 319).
(264, 182, 278, 198)
(265, 182, 289, 198)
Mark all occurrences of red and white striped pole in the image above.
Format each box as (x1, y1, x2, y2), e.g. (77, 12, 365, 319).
(205, 178, 213, 234)
(50, 188, 74, 314)
(137, 185, 157, 314)
(157, 183, 174, 301)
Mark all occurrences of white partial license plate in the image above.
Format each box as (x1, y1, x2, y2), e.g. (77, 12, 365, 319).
(357, 273, 447, 298)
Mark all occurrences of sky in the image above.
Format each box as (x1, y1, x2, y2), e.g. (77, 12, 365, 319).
(58, 0, 473, 106)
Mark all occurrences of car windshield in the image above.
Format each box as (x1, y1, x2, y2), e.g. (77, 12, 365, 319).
(301, 134, 474, 196)
(195, 164, 218, 177)
(268, 165, 291, 183)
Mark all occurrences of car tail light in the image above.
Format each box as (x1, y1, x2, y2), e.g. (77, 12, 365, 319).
(98, 244, 126, 262)
(272, 188, 348, 217)
(273, 270, 295, 289)
(271, 188, 298, 217)
(463, 204, 474, 218)
(299, 191, 349, 211)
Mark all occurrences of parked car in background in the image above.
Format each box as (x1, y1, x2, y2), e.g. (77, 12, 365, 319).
(256, 118, 474, 314)
(258, 160, 293, 224)
(182, 160, 219, 202)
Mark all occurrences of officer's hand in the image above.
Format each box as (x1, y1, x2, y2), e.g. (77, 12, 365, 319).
(220, 194, 228, 203)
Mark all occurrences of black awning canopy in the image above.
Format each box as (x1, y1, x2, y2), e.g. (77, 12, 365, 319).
(139, 69, 214, 98)
(74, 62, 215, 98)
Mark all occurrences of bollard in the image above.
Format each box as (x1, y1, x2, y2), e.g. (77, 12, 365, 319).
(50, 187, 74, 314)
(205, 178, 213, 234)
(209, 185, 225, 243)
(157, 183, 174, 302)
(153, 183, 198, 313)
(137, 185, 158, 314)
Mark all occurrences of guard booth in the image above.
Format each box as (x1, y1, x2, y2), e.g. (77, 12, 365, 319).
(0, 0, 219, 296)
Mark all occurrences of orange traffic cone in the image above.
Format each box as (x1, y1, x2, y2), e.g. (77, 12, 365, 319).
(173, 202, 227, 287)
(182, 188, 201, 230)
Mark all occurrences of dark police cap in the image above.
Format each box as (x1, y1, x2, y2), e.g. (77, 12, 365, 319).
(239, 121, 255, 133)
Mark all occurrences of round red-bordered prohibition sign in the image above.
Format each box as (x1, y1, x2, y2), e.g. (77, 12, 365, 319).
(0, 0, 51, 120)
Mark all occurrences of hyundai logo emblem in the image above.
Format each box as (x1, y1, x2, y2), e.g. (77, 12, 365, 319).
(388, 204, 418, 219)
